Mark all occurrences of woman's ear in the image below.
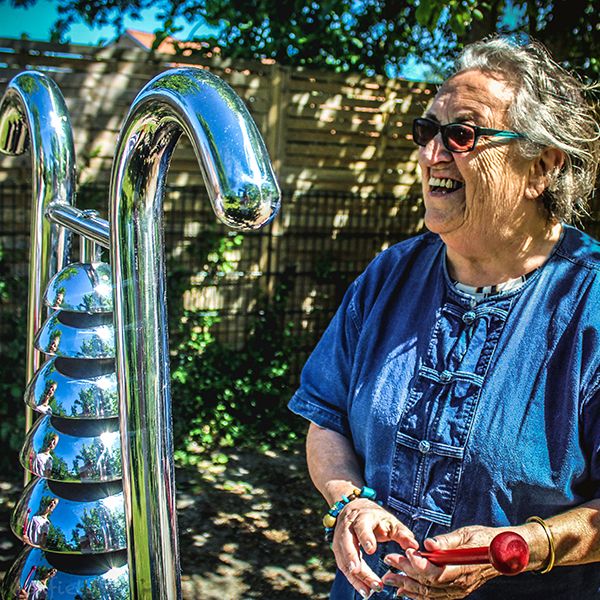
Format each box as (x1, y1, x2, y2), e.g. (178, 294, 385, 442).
(525, 147, 565, 200)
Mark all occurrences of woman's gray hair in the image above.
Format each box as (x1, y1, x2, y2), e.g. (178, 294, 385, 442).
(453, 36, 600, 223)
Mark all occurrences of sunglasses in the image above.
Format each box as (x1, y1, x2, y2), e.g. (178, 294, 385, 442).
(412, 117, 524, 153)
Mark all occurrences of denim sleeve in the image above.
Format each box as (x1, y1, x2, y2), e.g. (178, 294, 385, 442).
(581, 371, 600, 498)
(288, 277, 363, 439)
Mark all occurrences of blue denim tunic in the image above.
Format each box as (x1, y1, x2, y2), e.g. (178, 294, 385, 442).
(289, 225, 600, 599)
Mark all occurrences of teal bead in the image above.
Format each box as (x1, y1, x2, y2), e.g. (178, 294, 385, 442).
(359, 486, 377, 500)
(322, 486, 378, 546)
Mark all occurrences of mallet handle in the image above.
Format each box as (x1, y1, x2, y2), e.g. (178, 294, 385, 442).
(418, 547, 489, 566)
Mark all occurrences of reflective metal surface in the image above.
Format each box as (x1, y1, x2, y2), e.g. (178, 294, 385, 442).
(44, 262, 113, 313)
(110, 67, 281, 599)
(25, 357, 118, 419)
(46, 203, 110, 249)
(2, 547, 129, 599)
(35, 311, 115, 359)
(0, 71, 75, 438)
(12, 478, 125, 554)
(20, 415, 121, 482)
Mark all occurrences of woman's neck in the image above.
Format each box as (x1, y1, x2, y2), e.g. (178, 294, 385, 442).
(443, 221, 562, 287)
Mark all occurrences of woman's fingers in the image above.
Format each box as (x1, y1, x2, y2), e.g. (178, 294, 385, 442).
(333, 515, 383, 594)
(422, 527, 471, 552)
(346, 507, 381, 555)
(383, 551, 494, 599)
(345, 558, 385, 598)
(344, 503, 418, 553)
(332, 501, 412, 595)
(379, 519, 420, 551)
(389, 575, 465, 599)
(388, 572, 491, 600)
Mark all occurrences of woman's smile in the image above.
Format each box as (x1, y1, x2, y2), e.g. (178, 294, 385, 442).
(427, 175, 465, 196)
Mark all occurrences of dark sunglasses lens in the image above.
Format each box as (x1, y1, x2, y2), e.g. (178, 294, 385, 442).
(413, 119, 438, 146)
(444, 124, 476, 152)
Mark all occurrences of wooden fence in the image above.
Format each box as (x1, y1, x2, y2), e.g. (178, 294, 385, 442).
(0, 38, 434, 197)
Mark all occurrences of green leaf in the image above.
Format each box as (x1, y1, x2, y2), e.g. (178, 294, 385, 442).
(415, 0, 433, 26)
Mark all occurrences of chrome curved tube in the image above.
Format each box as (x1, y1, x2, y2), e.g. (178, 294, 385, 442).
(0, 71, 76, 436)
(110, 67, 280, 598)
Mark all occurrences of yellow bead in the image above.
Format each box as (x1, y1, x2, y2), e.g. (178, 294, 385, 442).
(323, 514, 337, 528)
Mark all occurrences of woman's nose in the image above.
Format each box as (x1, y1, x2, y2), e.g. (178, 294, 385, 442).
(419, 133, 452, 164)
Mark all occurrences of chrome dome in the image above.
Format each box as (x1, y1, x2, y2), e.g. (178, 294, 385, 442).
(44, 262, 113, 313)
(35, 310, 115, 359)
(25, 357, 118, 419)
(20, 415, 121, 482)
(11, 477, 126, 554)
(2, 547, 129, 597)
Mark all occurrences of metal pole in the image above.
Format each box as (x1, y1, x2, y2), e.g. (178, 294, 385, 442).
(109, 67, 280, 598)
(46, 203, 110, 248)
(0, 71, 76, 459)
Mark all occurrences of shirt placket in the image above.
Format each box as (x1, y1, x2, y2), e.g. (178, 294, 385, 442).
(388, 297, 512, 539)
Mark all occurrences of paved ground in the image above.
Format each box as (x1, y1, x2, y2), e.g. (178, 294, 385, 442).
(0, 446, 336, 599)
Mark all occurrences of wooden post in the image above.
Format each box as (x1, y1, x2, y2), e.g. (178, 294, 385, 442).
(262, 63, 289, 300)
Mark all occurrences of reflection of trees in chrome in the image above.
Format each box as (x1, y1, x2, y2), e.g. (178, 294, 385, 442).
(150, 73, 203, 95)
(72, 505, 126, 553)
(50, 454, 71, 480)
(71, 387, 119, 417)
(54, 266, 79, 283)
(221, 182, 277, 226)
(75, 573, 129, 600)
(79, 335, 114, 358)
(72, 438, 120, 480)
(46, 521, 70, 552)
(39, 495, 54, 512)
(81, 291, 112, 312)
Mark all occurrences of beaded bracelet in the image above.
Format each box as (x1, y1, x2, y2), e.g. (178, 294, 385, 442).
(322, 486, 377, 543)
(526, 516, 556, 574)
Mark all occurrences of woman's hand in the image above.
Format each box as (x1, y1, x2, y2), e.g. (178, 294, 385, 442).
(381, 525, 501, 599)
(332, 498, 419, 598)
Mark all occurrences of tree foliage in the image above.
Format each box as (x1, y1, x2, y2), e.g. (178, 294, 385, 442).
(5, 0, 599, 79)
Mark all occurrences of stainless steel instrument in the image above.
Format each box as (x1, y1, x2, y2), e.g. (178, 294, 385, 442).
(1, 67, 280, 599)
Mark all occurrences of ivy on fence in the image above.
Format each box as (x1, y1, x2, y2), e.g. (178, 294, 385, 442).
(0, 240, 27, 474)
(168, 227, 303, 464)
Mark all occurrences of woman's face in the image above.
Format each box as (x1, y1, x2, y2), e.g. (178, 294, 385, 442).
(418, 69, 535, 243)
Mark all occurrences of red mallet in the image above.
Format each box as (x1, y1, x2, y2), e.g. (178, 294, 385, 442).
(417, 531, 530, 575)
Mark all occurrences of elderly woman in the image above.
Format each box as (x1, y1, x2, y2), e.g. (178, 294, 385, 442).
(289, 36, 600, 599)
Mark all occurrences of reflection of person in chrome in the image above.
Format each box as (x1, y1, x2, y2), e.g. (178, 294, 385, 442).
(31, 434, 59, 478)
(54, 288, 65, 308)
(47, 332, 61, 354)
(36, 382, 57, 415)
(23, 499, 59, 547)
(21, 567, 57, 600)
